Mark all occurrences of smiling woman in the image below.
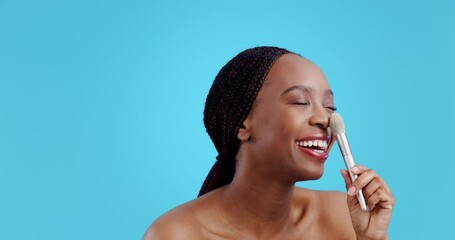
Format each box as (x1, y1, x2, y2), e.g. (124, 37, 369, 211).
(143, 47, 394, 240)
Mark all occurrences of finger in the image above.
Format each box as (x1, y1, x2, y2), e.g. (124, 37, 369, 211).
(340, 169, 352, 188)
(366, 188, 395, 211)
(350, 164, 368, 175)
(378, 190, 396, 210)
(341, 170, 364, 210)
(348, 168, 377, 196)
(363, 177, 383, 198)
(353, 165, 393, 195)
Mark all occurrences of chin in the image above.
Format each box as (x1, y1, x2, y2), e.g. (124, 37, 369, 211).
(296, 167, 325, 181)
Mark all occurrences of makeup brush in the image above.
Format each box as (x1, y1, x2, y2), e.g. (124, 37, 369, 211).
(330, 112, 368, 211)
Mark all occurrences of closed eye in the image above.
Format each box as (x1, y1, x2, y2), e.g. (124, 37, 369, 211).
(326, 106, 337, 111)
(293, 102, 310, 106)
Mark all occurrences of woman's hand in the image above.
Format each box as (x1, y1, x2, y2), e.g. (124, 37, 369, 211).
(340, 164, 395, 240)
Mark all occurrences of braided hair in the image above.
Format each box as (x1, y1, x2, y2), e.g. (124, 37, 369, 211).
(198, 46, 292, 197)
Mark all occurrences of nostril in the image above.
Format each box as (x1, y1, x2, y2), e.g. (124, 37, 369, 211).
(314, 122, 328, 128)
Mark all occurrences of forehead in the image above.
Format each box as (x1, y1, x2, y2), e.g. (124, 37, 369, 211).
(263, 53, 330, 92)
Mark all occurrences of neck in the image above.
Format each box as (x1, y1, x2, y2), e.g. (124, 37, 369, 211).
(221, 162, 297, 237)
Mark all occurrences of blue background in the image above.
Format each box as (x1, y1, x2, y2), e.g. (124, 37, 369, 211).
(1, 0, 454, 239)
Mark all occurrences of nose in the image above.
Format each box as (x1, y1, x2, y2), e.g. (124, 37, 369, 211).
(309, 105, 330, 128)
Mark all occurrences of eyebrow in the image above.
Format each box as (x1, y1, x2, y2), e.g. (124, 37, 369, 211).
(281, 85, 334, 97)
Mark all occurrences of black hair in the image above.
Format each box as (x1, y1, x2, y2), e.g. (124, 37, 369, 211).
(198, 46, 292, 197)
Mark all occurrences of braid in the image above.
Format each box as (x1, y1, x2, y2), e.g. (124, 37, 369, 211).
(198, 46, 292, 197)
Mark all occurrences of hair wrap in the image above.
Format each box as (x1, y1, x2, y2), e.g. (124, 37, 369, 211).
(198, 46, 291, 197)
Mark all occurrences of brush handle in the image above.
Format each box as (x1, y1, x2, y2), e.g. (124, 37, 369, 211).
(344, 154, 368, 211)
(336, 133, 368, 211)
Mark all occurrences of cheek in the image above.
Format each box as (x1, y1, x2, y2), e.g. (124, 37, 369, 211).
(252, 107, 302, 141)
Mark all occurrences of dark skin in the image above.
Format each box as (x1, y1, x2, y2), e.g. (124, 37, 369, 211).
(144, 54, 395, 240)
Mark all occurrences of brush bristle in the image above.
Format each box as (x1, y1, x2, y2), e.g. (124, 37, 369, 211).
(330, 112, 345, 135)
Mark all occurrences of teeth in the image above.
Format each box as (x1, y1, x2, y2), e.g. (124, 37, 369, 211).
(296, 140, 328, 150)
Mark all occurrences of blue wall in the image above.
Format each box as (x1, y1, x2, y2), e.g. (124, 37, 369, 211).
(1, 0, 454, 239)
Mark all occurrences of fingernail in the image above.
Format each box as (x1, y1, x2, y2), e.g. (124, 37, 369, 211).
(351, 167, 359, 173)
(348, 186, 356, 195)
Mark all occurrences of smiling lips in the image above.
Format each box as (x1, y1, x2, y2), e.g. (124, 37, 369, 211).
(295, 138, 330, 160)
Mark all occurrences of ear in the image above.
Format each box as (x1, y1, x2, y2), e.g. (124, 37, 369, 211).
(237, 116, 251, 141)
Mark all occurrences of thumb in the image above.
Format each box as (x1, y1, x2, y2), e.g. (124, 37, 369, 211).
(340, 169, 352, 187)
(340, 169, 363, 211)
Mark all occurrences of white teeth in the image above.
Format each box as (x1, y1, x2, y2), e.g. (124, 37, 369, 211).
(296, 140, 328, 150)
(318, 141, 326, 147)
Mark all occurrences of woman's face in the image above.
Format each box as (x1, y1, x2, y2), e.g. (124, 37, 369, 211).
(239, 53, 336, 182)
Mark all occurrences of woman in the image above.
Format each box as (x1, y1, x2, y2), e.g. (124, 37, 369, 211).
(144, 46, 394, 239)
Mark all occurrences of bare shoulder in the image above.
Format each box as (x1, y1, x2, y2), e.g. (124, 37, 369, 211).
(315, 190, 356, 238)
(142, 190, 225, 240)
(316, 190, 350, 213)
(142, 200, 204, 240)
(294, 188, 355, 239)
(293, 188, 349, 213)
